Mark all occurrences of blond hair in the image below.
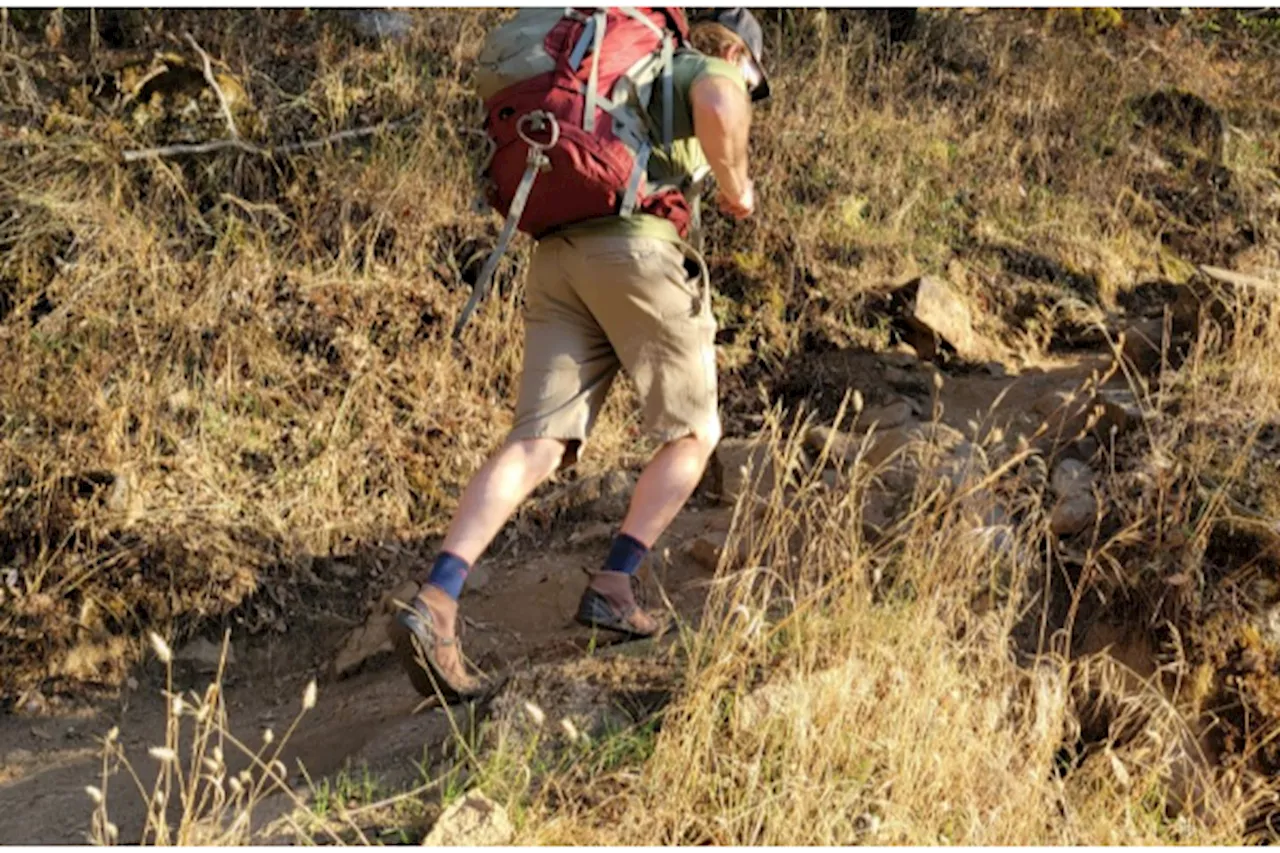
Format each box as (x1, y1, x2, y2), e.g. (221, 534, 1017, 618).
(689, 21, 747, 60)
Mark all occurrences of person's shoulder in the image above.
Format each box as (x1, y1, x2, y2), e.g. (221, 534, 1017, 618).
(674, 49, 745, 89)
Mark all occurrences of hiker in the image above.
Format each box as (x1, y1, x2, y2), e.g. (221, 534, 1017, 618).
(391, 7, 770, 701)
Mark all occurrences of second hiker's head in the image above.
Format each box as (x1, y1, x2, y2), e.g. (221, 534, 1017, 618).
(691, 8, 771, 103)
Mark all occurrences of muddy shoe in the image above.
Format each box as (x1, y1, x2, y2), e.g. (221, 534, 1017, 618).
(575, 570, 668, 639)
(389, 593, 485, 702)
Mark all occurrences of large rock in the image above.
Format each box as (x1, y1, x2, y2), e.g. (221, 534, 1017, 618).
(1049, 459, 1099, 537)
(1096, 389, 1143, 436)
(805, 425, 862, 465)
(1050, 493, 1098, 537)
(1051, 459, 1095, 498)
(897, 275, 983, 360)
(422, 792, 513, 846)
(333, 579, 416, 679)
(1120, 317, 1168, 376)
(806, 419, 964, 475)
(863, 421, 965, 470)
(712, 438, 807, 507)
(685, 531, 730, 570)
(860, 400, 915, 431)
(684, 527, 756, 571)
(860, 484, 898, 539)
(803, 403, 915, 463)
(532, 471, 636, 522)
(808, 420, 970, 509)
(175, 637, 235, 673)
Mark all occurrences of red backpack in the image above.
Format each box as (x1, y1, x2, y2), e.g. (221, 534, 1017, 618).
(455, 7, 692, 337)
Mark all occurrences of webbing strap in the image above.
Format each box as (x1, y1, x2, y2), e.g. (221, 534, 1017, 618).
(567, 15, 595, 71)
(582, 10, 606, 133)
(616, 75, 661, 148)
(686, 164, 712, 253)
(454, 152, 545, 339)
(620, 6, 663, 37)
(620, 140, 651, 216)
(661, 34, 674, 156)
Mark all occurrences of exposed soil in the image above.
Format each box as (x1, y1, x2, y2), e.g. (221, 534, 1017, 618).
(0, 499, 725, 843)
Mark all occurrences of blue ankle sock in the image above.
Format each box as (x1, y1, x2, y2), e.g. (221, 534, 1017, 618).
(425, 552, 470, 600)
(603, 533, 649, 576)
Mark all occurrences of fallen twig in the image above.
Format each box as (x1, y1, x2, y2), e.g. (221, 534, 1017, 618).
(184, 32, 239, 140)
(123, 138, 262, 162)
(121, 112, 421, 163)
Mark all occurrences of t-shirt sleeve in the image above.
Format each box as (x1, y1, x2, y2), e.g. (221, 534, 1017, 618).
(662, 52, 747, 142)
(690, 55, 747, 90)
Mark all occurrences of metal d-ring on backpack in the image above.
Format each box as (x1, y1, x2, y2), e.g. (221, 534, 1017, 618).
(453, 7, 694, 339)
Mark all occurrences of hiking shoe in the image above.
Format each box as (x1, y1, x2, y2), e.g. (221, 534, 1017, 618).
(574, 570, 667, 639)
(389, 594, 485, 702)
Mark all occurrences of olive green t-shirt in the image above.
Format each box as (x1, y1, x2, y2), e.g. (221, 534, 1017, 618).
(554, 51, 746, 244)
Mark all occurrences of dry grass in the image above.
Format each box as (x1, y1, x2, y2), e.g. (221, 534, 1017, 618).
(3, 6, 1280, 846)
(498, 298, 1280, 844)
(4, 8, 1279, 696)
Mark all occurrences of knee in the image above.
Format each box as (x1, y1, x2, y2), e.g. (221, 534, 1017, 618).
(687, 416, 722, 461)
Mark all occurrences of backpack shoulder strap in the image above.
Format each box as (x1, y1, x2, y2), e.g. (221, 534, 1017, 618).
(615, 7, 676, 153)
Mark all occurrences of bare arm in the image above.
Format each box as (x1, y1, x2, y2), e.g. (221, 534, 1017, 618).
(691, 73, 753, 219)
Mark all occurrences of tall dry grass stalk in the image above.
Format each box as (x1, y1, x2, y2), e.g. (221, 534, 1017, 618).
(86, 631, 350, 844)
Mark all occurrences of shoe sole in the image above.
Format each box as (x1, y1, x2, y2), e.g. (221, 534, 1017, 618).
(389, 606, 483, 703)
(575, 589, 666, 640)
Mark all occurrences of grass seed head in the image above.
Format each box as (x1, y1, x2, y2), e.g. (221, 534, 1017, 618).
(302, 679, 317, 711)
(148, 632, 172, 664)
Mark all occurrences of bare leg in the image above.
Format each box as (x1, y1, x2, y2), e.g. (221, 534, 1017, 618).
(439, 437, 566, 564)
(620, 428, 720, 547)
(584, 425, 720, 633)
(410, 437, 564, 690)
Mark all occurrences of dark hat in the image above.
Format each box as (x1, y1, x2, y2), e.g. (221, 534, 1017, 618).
(705, 8, 771, 102)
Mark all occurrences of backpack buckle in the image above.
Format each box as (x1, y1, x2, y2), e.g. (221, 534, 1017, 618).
(517, 111, 561, 153)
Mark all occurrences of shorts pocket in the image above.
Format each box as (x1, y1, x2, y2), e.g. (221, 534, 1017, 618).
(655, 269, 704, 320)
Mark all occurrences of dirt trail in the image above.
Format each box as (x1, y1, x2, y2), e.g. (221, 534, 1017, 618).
(0, 346, 1118, 844)
(0, 502, 727, 844)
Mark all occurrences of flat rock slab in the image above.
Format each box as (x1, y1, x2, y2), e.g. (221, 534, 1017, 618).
(332, 578, 417, 679)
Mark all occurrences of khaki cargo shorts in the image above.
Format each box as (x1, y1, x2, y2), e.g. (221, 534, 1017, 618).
(509, 234, 719, 465)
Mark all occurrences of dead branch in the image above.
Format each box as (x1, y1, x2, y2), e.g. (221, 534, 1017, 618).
(184, 32, 239, 140)
(123, 138, 262, 162)
(121, 112, 421, 163)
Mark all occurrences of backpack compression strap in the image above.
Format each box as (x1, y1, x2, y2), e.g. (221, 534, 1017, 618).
(574, 9, 675, 158)
(453, 112, 560, 340)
